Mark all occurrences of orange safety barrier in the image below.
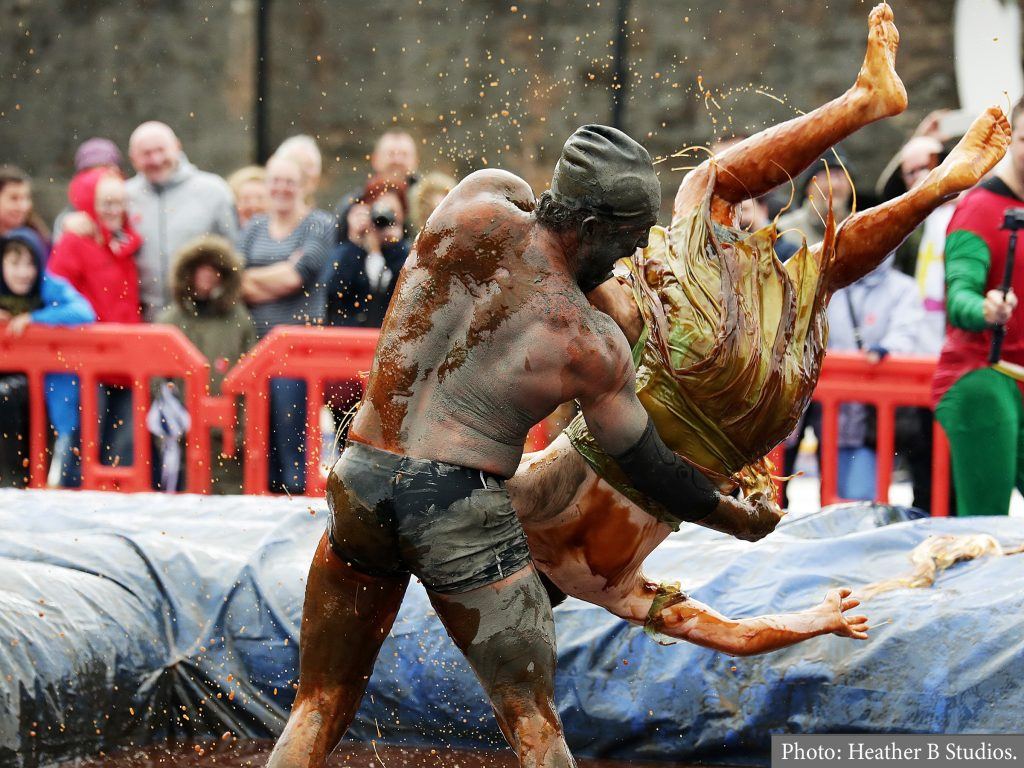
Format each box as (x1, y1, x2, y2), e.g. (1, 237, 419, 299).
(2, 325, 952, 515)
(220, 326, 553, 495)
(0, 323, 230, 493)
(767, 352, 950, 517)
(222, 326, 379, 496)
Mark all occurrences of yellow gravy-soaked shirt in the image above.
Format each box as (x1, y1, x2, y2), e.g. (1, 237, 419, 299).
(566, 175, 838, 528)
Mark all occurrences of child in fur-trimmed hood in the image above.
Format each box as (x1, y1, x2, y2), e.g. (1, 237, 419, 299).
(156, 235, 256, 492)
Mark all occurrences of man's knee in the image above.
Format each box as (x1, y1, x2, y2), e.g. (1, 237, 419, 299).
(490, 688, 564, 751)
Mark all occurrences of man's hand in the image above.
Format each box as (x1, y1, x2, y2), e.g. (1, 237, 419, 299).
(62, 211, 97, 240)
(345, 203, 373, 249)
(362, 227, 382, 255)
(984, 288, 1017, 326)
(819, 587, 870, 640)
(709, 490, 783, 541)
(912, 108, 952, 142)
(0, 309, 11, 321)
(4, 313, 32, 336)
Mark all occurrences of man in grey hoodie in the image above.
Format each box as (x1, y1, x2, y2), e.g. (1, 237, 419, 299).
(126, 122, 237, 319)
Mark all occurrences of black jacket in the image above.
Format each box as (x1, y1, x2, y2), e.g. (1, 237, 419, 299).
(323, 238, 409, 328)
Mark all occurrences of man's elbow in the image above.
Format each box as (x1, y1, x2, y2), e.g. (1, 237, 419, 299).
(734, 526, 775, 543)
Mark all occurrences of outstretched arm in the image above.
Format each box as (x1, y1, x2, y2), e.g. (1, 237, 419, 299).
(651, 587, 869, 656)
(574, 313, 780, 539)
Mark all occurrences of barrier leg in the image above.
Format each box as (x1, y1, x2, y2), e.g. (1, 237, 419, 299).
(132, 378, 152, 492)
(819, 399, 840, 506)
(305, 379, 324, 496)
(27, 371, 48, 488)
(767, 443, 785, 503)
(875, 404, 895, 503)
(244, 380, 272, 495)
(79, 375, 99, 489)
(932, 422, 951, 517)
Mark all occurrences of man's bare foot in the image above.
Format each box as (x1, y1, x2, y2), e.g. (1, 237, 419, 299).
(820, 587, 870, 640)
(853, 3, 908, 121)
(929, 107, 1012, 197)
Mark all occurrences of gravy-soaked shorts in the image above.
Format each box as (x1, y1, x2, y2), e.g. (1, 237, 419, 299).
(326, 441, 533, 594)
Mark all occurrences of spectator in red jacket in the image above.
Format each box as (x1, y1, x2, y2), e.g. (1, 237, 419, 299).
(49, 167, 143, 468)
(49, 168, 142, 323)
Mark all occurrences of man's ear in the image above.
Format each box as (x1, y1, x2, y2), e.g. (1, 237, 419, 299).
(579, 216, 601, 242)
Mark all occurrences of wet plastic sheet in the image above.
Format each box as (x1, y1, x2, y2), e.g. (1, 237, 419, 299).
(1, 491, 1023, 767)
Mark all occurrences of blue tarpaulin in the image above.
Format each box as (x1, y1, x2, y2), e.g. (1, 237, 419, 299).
(1, 489, 1022, 767)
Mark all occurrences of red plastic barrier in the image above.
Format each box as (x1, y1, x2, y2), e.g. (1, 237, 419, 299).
(0, 323, 223, 492)
(221, 326, 379, 496)
(769, 352, 950, 517)
(1, 325, 952, 516)
(220, 327, 562, 496)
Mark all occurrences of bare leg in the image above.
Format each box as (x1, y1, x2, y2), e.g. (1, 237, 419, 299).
(826, 107, 1011, 291)
(430, 565, 575, 768)
(513, 444, 870, 651)
(588, 5, 906, 345)
(267, 534, 409, 768)
(674, 2, 907, 224)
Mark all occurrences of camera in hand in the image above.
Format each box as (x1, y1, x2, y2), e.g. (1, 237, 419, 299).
(1001, 207, 1024, 231)
(371, 204, 397, 229)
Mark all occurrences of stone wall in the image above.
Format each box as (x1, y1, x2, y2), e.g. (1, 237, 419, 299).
(0, 0, 975, 222)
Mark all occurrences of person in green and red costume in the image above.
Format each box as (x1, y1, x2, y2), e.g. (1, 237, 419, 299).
(933, 96, 1024, 516)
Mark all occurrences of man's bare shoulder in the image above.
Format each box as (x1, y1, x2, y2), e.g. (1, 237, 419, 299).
(448, 168, 535, 208)
(563, 302, 635, 404)
(425, 169, 535, 229)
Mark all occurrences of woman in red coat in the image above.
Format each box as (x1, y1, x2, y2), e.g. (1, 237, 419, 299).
(49, 167, 144, 467)
(49, 167, 142, 322)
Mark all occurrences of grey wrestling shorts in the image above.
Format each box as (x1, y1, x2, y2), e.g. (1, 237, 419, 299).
(326, 441, 533, 594)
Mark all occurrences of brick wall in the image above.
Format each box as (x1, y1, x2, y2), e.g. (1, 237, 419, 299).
(0, 0, 967, 222)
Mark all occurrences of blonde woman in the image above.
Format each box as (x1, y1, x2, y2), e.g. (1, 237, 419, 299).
(227, 165, 269, 230)
(238, 154, 333, 494)
(408, 171, 456, 232)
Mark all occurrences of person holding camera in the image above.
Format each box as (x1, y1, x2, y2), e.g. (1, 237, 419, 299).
(321, 178, 410, 436)
(323, 177, 409, 330)
(932, 97, 1024, 516)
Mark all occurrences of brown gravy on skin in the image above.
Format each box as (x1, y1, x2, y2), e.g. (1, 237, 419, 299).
(350, 169, 609, 478)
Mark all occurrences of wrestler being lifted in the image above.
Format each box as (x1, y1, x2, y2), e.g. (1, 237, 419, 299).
(508, 2, 1010, 641)
(268, 4, 1009, 767)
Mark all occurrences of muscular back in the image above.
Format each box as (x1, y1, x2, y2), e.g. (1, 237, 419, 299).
(350, 169, 628, 477)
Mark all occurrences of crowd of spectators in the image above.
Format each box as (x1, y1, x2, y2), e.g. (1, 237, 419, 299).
(0, 122, 453, 494)
(2, 103, 1022, 515)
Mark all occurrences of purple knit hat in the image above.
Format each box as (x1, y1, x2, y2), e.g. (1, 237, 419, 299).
(74, 138, 123, 172)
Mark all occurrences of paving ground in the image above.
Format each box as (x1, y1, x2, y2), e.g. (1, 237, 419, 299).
(55, 741, 711, 768)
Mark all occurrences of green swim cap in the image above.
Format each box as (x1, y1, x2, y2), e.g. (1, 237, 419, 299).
(551, 124, 660, 221)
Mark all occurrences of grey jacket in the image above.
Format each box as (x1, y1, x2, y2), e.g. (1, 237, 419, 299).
(826, 254, 924, 447)
(126, 158, 237, 319)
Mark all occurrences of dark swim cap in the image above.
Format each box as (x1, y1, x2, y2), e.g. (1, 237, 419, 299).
(551, 124, 660, 221)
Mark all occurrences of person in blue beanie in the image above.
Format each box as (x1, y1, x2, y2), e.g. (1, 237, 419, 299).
(0, 227, 95, 487)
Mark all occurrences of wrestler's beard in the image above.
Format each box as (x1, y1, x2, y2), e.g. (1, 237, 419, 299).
(576, 248, 618, 293)
(577, 265, 615, 294)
